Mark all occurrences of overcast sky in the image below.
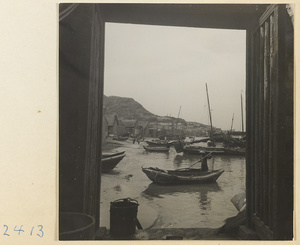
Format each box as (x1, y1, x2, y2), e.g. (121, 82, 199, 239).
(104, 23, 246, 131)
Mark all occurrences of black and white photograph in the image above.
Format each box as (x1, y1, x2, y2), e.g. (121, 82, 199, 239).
(59, 3, 294, 241)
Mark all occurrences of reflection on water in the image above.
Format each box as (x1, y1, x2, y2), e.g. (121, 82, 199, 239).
(100, 143, 246, 229)
(143, 150, 170, 159)
(143, 182, 221, 198)
(219, 155, 245, 163)
(143, 182, 221, 211)
(173, 154, 203, 166)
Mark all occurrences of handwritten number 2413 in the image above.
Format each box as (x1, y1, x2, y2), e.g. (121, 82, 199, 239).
(3, 225, 44, 237)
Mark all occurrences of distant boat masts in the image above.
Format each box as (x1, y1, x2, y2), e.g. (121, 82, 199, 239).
(230, 113, 235, 133)
(205, 83, 214, 139)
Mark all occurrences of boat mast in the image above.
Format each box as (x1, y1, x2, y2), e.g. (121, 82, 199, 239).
(241, 91, 244, 132)
(205, 83, 214, 140)
(177, 105, 181, 118)
(230, 113, 235, 133)
(175, 105, 181, 130)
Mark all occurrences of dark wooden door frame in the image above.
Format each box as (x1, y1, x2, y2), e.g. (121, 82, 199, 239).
(246, 4, 294, 240)
(83, 5, 105, 229)
(81, 4, 293, 237)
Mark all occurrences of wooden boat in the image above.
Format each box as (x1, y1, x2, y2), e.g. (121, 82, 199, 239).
(184, 145, 225, 155)
(173, 141, 225, 155)
(179, 146, 206, 155)
(113, 135, 129, 141)
(143, 145, 170, 152)
(145, 140, 170, 147)
(142, 167, 224, 185)
(158, 134, 186, 141)
(174, 141, 245, 156)
(223, 147, 246, 156)
(102, 151, 126, 159)
(101, 153, 126, 172)
(189, 137, 211, 144)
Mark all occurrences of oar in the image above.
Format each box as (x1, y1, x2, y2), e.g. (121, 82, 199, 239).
(175, 151, 214, 171)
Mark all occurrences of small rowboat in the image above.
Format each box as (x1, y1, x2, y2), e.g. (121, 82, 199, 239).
(143, 145, 170, 152)
(113, 136, 129, 141)
(174, 142, 245, 156)
(183, 145, 225, 155)
(179, 146, 206, 155)
(142, 167, 224, 185)
(145, 140, 170, 147)
(101, 153, 126, 172)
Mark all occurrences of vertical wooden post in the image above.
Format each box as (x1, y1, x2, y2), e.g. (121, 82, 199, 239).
(83, 4, 105, 230)
(263, 19, 270, 225)
(241, 92, 244, 132)
(246, 27, 257, 228)
(273, 5, 293, 239)
(248, 5, 293, 239)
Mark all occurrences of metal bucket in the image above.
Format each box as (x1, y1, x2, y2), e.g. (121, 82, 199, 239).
(59, 212, 95, 240)
(110, 198, 139, 237)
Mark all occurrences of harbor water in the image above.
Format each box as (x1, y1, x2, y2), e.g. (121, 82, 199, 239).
(100, 139, 246, 230)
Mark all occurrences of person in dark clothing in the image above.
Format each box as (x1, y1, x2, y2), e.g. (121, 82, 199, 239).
(201, 157, 208, 171)
(201, 153, 211, 171)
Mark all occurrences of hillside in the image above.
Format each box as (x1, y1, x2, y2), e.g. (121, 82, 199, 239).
(103, 95, 156, 120)
(103, 95, 186, 124)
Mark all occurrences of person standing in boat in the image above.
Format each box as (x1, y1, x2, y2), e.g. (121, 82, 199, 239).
(201, 153, 211, 171)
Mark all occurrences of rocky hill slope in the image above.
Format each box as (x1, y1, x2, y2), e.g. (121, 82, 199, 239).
(103, 95, 186, 124)
(104, 95, 155, 120)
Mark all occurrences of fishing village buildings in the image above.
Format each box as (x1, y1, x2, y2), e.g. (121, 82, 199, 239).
(101, 111, 218, 143)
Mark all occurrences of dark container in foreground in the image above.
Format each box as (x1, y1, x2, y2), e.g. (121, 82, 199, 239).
(110, 198, 139, 237)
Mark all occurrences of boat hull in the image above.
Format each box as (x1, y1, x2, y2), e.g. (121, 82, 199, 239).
(102, 151, 126, 159)
(223, 148, 246, 156)
(183, 146, 225, 155)
(142, 167, 224, 185)
(101, 153, 126, 172)
(143, 146, 170, 152)
(145, 140, 170, 147)
(173, 142, 245, 156)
